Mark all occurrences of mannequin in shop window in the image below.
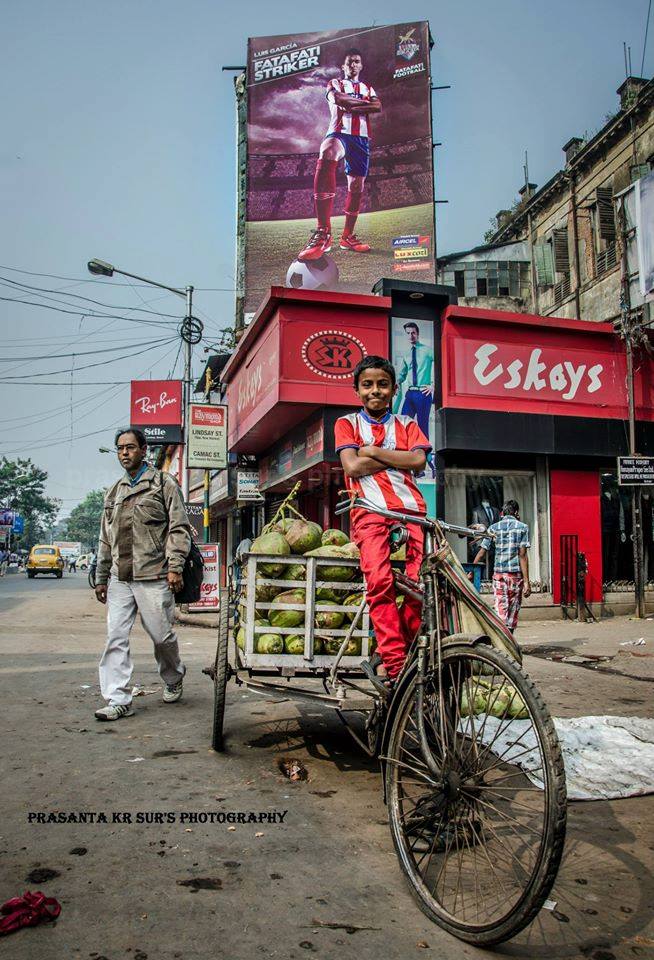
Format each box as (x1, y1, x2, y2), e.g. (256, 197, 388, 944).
(470, 499, 500, 577)
(601, 488, 625, 583)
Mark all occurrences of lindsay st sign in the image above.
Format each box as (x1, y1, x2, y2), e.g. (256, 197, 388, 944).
(441, 308, 654, 421)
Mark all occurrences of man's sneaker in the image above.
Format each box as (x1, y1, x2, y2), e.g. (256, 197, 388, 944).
(94, 703, 134, 722)
(297, 229, 332, 262)
(339, 233, 370, 253)
(163, 679, 183, 703)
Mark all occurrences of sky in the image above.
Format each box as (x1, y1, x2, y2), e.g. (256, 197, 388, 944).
(1, 0, 652, 519)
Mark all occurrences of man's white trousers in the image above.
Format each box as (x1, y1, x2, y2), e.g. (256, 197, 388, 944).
(99, 578, 185, 706)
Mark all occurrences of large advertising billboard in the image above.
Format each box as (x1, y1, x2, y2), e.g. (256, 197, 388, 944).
(245, 22, 434, 318)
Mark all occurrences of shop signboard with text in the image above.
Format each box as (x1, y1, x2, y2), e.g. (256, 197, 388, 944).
(244, 22, 434, 318)
(237, 471, 263, 501)
(189, 543, 220, 612)
(187, 405, 228, 470)
(441, 307, 654, 421)
(130, 380, 183, 444)
(224, 289, 390, 450)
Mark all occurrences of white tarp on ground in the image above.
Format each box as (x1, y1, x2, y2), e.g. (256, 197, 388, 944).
(469, 715, 654, 801)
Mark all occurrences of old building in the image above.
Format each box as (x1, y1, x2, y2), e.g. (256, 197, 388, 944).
(437, 239, 531, 313)
(486, 75, 654, 325)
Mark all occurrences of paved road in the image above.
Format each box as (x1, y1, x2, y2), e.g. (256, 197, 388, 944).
(0, 575, 653, 959)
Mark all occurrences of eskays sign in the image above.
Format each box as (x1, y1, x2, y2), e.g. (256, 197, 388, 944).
(441, 307, 654, 421)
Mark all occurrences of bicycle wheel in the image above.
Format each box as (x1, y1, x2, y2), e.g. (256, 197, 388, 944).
(386, 643, 566, 946)
(211, 589, 231, 752)
(88, 568, 96, 589)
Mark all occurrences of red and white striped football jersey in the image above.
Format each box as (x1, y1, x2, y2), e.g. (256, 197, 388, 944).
(325, 78, 377, 139)
(334, 410, 431, 514)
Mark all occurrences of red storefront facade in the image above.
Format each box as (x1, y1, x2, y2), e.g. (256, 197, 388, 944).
(220, 283, 654, 612)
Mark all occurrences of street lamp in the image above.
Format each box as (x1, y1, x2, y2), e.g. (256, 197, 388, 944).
(87, 257, 203, 499)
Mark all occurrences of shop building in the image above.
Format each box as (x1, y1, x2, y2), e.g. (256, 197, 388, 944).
(219, 282, 654, 616)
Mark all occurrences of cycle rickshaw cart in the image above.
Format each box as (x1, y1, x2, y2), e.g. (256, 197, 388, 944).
(210, 495, 567, 947)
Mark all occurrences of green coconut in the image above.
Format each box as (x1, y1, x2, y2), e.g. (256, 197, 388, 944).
(315, 586, 338, 602)
(236, 619, 270, 651)
(487, 687, 513, 719)
(342, 593, 364, 622)
(284, 519, 323, 555)
(283, 633, 305, 655)
(255, 633, 284, 654)
(281, 563, 306, 584)
(460, 684, 488, 717)
(305, 545, 356, 582)
(313, 635, 324, 655)
(322, 635, 361, 657)
(315, 607, 344, 630)
(322, 528, 349, 547)
(250, 531, 291, 576)
(504, 686, 529, 719)
(340, 541, 360, 560)
(254, 579, 284, 603)
(268, 589, 306, 628)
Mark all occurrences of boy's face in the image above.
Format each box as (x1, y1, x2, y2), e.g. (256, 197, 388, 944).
(355, 367, 396, 416)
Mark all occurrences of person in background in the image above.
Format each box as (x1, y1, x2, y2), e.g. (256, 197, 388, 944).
(0, 547, 7, 577)
(94, 428, 192, 722)
(473, 499, 531, 633)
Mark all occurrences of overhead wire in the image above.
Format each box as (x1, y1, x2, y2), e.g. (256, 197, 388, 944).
(0, 264, 236, 291)
(0, 276, 182, 317)
(0, 338, 177, 380)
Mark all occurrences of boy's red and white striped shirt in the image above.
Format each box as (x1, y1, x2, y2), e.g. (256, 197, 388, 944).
(325, 79, 377, 138)
(334, 410, 431, 514)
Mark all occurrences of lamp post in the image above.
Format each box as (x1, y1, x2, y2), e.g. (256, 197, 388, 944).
(87, 259, 202, 499)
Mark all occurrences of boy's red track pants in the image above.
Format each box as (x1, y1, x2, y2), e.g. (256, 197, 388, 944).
(351, 511, 424, 680)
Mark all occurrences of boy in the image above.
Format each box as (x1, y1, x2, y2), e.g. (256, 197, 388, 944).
(335, 356, 431, 689)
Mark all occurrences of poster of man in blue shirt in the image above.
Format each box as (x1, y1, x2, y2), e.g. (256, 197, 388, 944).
(392, 320, 434, 439)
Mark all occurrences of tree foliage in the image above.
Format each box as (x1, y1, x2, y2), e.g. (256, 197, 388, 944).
(62, 489, 106, 549)
(0, 457, 60, 549)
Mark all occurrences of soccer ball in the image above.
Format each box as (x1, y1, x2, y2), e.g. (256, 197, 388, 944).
(286, 255, 339, 291)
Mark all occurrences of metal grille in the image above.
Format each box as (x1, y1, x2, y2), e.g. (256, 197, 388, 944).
(560, 534, 578, 607)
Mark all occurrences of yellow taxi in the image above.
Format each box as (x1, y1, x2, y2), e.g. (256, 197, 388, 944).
(27, 544, 65, 579)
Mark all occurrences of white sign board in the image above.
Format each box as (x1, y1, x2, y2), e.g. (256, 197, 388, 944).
(187, 404, 228, 470)
(189, 543, 220, 612)
(237, 470, 263, 501)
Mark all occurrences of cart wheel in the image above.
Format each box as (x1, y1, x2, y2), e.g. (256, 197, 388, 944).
(212, 588, 231, 752)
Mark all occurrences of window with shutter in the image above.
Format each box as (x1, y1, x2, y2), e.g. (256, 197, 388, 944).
(552, 227, 570, 274)
(596, 186, 616, 241)
(533, 243, 554, 286)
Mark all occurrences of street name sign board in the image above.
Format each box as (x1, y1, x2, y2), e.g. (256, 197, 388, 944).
(187, 404, 228, 470)
(617, 456, 654, 485)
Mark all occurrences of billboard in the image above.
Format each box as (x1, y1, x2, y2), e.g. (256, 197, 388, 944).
(244, 22, 434, 317)
(130, 380, 183, 444)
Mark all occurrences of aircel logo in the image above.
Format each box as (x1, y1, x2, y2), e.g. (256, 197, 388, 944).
(301, 330, 365, 380)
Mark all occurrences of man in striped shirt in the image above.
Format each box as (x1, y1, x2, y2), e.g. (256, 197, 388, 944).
(335, 356, 431, 688)
(474, 500, 531, 633)
(298, 48, 382, 263)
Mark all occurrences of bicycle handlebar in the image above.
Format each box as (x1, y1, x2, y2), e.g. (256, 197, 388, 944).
(335, 495, 493, 540)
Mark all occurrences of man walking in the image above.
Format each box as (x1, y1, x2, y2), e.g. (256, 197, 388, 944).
(473, 499, 531, 633)
(94, 428, 192, 721)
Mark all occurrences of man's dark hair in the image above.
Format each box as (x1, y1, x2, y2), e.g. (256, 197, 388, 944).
(403, 322, 419, 333)
(114, 427, 147, 449)
(502, 500, 520, 517)
(353, 355, 396, 388)
(343, 47, 363, 60)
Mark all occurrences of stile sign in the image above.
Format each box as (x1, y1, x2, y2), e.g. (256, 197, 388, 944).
(617, 456, 654, 485)
(187, 404, 228, 470)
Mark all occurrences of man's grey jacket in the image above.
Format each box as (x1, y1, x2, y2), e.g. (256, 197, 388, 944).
(96, 466, 191, 586)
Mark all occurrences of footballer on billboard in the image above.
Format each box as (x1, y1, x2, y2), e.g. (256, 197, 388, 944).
(244, 23, 434, 317)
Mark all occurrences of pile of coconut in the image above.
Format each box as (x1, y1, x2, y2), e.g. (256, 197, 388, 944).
(236, 514, 368, 656)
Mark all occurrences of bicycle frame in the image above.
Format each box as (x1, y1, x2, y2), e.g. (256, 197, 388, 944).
(335, 495, 492, 779)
